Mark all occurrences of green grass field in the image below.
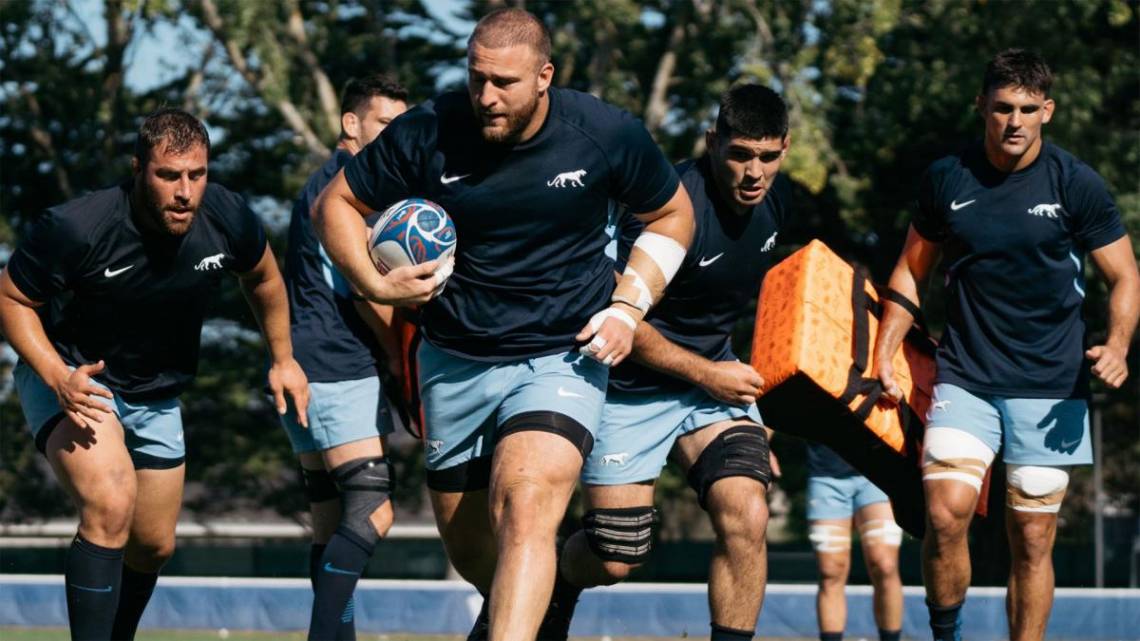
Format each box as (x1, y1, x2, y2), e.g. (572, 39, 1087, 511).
(0, 630, 765, 641)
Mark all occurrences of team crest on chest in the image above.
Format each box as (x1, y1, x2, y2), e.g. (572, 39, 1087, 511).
(194, 253, 225, 271)
(547, 169, 586, 188)
(1027, 203, 1063, 219)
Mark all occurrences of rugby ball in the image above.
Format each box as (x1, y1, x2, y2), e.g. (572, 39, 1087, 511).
(368, 198, 457, 274)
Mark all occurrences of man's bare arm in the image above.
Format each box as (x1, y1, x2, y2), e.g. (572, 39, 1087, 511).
(1086, 235, 1140, 389)
(874, 225, 941, 403)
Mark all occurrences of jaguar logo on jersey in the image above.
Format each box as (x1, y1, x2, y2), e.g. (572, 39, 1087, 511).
(761, 231, 778, 252)
(547, 169, 587, 188)
(1028, 203, 1063, 219)
(194, 253, 225, 271)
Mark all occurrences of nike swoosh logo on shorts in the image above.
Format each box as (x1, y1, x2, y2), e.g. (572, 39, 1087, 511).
(104, 265, 133, 278)
(323, 562, 360, 577)
(557, 386, 584, 398)
(699, 253, 724, 267)
(440, 173, 470, 185)
(1060, 437, 1081, 449)
(950, 199, 976, 211)
(69, 583, 113, 593)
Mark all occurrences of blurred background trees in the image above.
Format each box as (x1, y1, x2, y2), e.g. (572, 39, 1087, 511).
(2, 0, 1137, 582)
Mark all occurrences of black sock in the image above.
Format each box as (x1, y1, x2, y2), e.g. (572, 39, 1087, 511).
(110, 564, 159, 640)
(711, 622, 755, 641)
(308, 544, 326, 591)
(466, 593, 489, 641)
(535, 563, 584, 641)
(879, 628, 901, 641)
(309, 544, 356, 640)
(65, 535, 124, 641)
(308, 529, 373, 641)
(820, 632, 843, 641)
(927, 599, 964, 641)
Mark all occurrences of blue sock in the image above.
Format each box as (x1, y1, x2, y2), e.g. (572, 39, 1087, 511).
(66, 535, 124, 640)
(308, 530, 372, 641)
(711, 622, 754, 641)
(927, 599, 963, 641)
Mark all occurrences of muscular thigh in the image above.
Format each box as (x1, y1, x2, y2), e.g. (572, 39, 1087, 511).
(45, 412, 136, 510)
(127, 465, 185, 558)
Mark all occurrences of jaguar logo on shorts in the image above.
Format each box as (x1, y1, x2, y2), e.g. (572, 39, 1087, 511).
(426, 439, 444, 456)
(600, 452, 629, 466)
(933, 400, 951, 411)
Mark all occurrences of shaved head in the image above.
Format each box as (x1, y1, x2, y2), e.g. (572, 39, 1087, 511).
(468, 8, 551, 66)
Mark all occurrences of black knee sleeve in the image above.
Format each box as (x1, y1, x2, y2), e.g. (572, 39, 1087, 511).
(331, 457, 393, 547)
(498, 411, 594, 459)
(687, 425, 771, 510)
(301, 467, 340, 503)
(581, 506, 658, 564)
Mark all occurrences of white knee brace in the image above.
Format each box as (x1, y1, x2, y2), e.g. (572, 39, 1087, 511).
(859, 519, 903, 547)
(921, 427, 996, 492)
(809, 524, 851, 553)
(1006, 465, 1069, 513)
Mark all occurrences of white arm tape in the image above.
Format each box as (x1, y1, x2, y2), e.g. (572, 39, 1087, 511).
(631, 231, 687, 284)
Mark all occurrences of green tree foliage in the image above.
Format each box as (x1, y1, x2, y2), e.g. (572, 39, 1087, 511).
(2, 0, 1136, 562)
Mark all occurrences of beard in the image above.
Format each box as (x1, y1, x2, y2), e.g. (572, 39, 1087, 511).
(140, 187, 196, 236)
(476, 94, 540, 144)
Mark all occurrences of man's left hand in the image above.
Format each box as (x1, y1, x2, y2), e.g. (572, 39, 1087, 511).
(1086, 344, 1129, 389)
(576, 305, 637, 367)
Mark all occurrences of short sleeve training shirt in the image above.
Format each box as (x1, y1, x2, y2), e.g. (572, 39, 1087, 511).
(608, 156, 793, 394)
(343, 88, 680, 361)
(6, 182, 268, 401)
(285, 150, 382, 383)
(913, 141, 1125, 399)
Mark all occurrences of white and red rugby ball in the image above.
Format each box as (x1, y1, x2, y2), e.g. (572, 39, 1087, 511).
(368, 197, 457, 274)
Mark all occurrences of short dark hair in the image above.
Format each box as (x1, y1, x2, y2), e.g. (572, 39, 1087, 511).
(982, 49, 1053, 97)
(134, 108, 210, 163)
(468, 8, 551, 65)
(340, 74, 409, 115)
(715, 84, 788, 141)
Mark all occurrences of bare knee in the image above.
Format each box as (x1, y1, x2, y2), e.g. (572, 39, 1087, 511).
(490, 476, 558, 540)
(79, 490, 136, 547)
(126, 537, 176, 573)
(1009, 515, 1056, 566)
(817, 555, 850, 591)
(864, 548, 900, 585)
(709, 485, 769, 549)
(925, 492, 974, 544)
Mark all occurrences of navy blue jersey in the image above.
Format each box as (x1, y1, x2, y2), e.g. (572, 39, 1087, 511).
(343, 88, 680, 361)
(285, 150, 382, 383)
(914, 142, 1125, 399)
(7, 182, 267, 401)
(609, 156, 793, 394)
(806, 442, 858, 478)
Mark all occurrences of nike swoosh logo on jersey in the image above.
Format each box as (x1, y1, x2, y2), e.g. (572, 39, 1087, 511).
(950, 199, 976, 211)
(699, 253, 724, 267)
(104, 265, 133, 278)
(557, 386, 584, 398)
(440, 173, 470, 185)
